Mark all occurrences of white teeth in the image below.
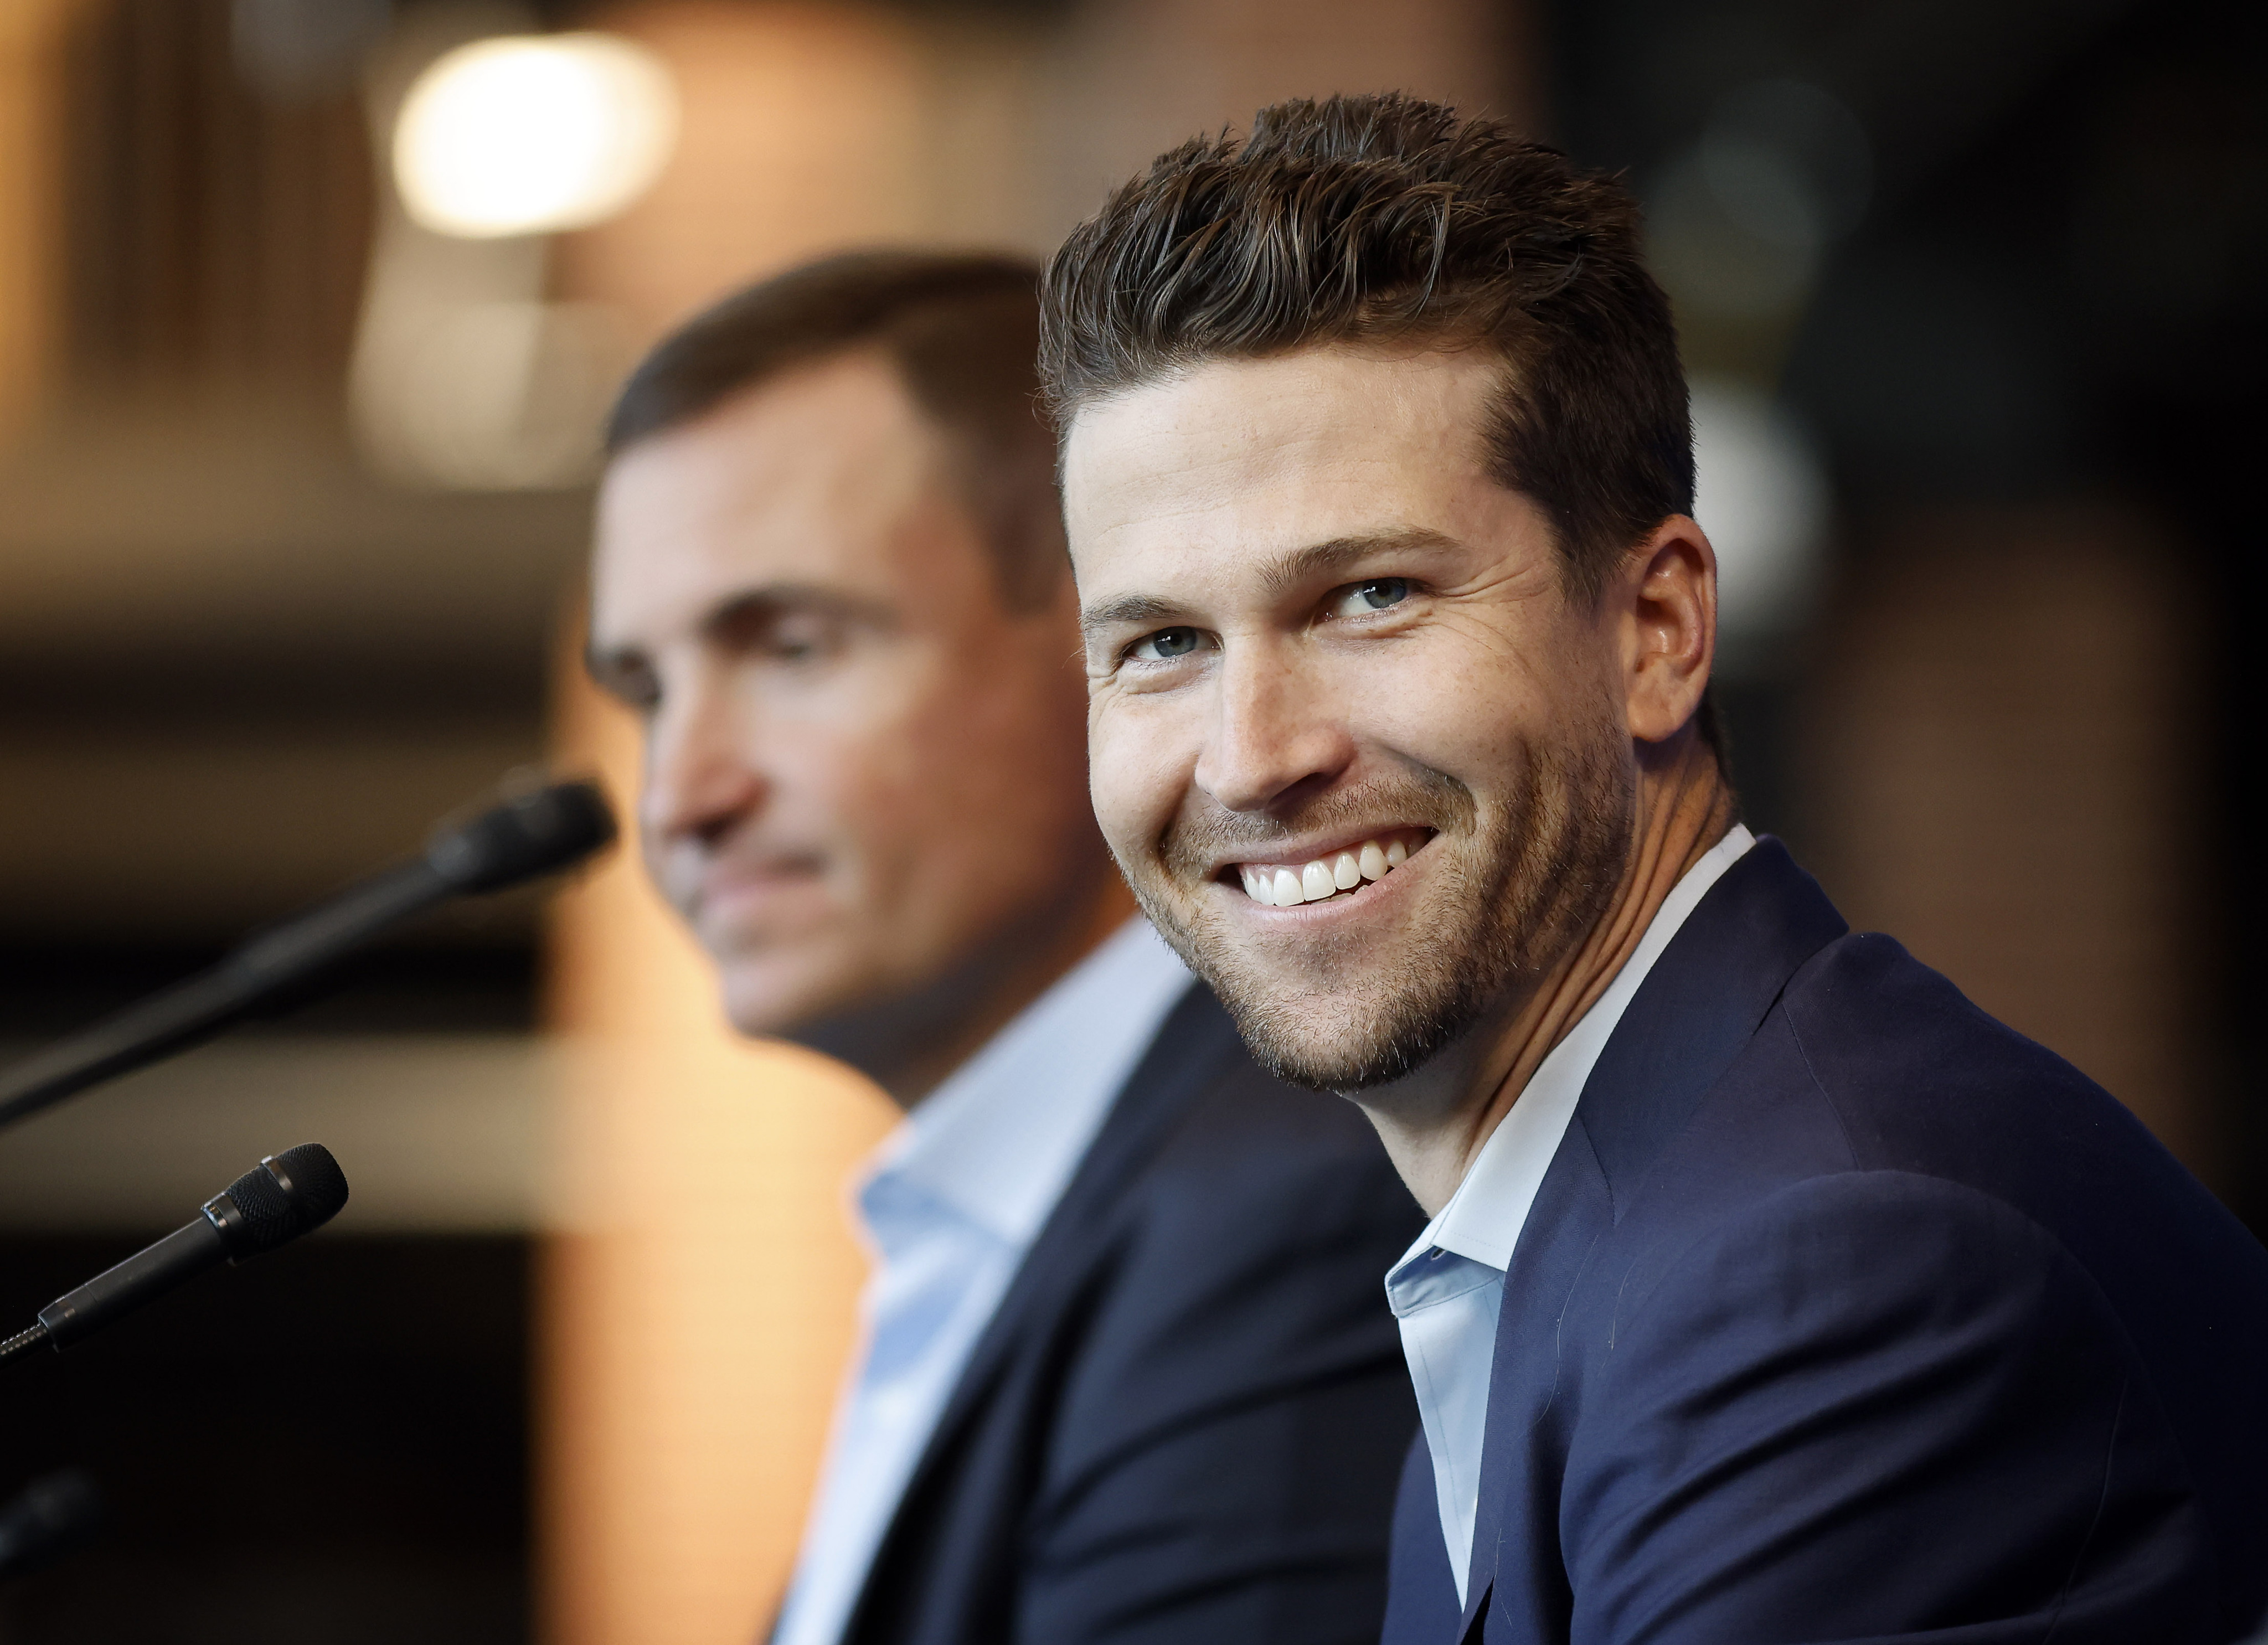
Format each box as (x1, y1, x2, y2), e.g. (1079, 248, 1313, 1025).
(1241, 835, 1417, 907)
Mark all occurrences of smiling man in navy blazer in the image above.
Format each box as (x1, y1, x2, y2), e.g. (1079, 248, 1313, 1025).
(1046, 93, 2268, 1643)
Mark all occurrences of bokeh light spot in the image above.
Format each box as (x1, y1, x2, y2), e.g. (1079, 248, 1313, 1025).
(392, 33, 678, 240)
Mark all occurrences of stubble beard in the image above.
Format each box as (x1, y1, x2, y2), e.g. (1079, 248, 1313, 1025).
(1125, 720, 1636, 1092)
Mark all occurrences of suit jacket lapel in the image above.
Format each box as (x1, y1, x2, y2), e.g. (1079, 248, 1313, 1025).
(1574, 839, 1846, 1209)
(1453, 1131, 1614, 1642)
(868, 979, 1236, 1551)
(1458, 840, 1847, 1636)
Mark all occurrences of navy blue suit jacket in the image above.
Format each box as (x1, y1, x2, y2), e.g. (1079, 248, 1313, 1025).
(1382, 840, 2268, 1644)
(842, 982, 1422, 1645)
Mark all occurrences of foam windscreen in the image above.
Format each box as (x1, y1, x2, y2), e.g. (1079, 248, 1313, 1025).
(424, 780, 616, 895)
(215, 1143, 350, 1258)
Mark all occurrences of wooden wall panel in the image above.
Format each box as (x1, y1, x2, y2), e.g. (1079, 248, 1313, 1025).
(0, 0, 82, 439)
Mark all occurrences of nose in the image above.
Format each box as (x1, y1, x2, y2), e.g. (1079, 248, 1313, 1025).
(1194, 643, 1355, 816)
(640, 665, 766, 850)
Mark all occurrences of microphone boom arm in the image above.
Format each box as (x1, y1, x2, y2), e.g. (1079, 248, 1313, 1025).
(0, 861, 444, 1132)
(0, 780, 612, 1134)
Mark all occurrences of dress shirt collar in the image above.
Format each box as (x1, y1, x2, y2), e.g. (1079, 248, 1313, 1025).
(1415, 823, 1758, 1275)
(859, 916, 1191, 1252)
(1382, 824, 1756, 1608)
(776, 919, 1191, 1645)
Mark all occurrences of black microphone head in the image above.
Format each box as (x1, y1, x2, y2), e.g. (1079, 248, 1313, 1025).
(209, 1143, 349, 1261)
(424, 780, 616, 894)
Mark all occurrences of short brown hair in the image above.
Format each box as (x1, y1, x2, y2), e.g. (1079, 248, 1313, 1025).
(607, 249, 1065, 607)
(1038, 94, 1693, 605)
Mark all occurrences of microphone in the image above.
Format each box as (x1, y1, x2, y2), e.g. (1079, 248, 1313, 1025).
(0, 778, 615, 1132)
(0, 1143, 349, 1368)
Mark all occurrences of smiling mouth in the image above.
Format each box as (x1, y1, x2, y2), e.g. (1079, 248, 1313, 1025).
(697, 853, 828, 907)
(1228, 828, 1432, 907)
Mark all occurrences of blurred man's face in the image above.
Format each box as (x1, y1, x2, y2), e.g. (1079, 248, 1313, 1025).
(1064, 347, 1638, 1092)
(590, 352, 1098, 1039)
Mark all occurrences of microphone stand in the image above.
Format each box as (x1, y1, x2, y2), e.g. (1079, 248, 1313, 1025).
(0, 860, 446, 1133)
(0, 1322, 55, 1369)
(0, 778, 612, 1135)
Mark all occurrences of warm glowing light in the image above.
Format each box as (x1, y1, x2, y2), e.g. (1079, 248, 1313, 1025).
(393, 33, 678, 240)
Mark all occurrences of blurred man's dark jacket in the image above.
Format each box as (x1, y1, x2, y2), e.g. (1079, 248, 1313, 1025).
(840, 982, 1421, 1645)
(1382, 840, 2268, 1645)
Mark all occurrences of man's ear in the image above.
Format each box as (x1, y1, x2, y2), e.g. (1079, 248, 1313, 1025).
(1619, 515, 1717, 745)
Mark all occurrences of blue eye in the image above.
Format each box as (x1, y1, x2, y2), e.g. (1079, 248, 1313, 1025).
(1133, 627, 1203, 661)
(1354, 578, 1410, 610)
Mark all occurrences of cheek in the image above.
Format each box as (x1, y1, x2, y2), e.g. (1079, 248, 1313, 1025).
(1359, 612, 1604, 766)
(1086, 695, 1196, 857)
(733, 662, 939, 869)
(907, 646, 1078, 796)
(777, 649, 957, 809)
(765, 730, 882, 861)
(853, 645, 1095, 885)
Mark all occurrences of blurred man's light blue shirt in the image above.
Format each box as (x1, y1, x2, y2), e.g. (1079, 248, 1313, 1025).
(772, 917, 1193, 1645)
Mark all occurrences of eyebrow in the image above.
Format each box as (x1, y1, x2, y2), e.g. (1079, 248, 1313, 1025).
(586, 583, 896, 680)
(1078, 527, 1464, 640)
(700, 583, 894, 637)
(1078, 592, 1186, 635)
(1259, 527, 1462, 596)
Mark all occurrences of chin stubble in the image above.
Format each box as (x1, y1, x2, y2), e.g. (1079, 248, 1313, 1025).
(1129, 727, 1635, 1093)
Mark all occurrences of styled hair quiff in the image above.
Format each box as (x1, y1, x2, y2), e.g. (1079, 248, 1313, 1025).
(1038, 93, 1695, 605)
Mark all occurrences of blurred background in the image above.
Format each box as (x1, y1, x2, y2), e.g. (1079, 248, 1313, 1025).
(0, 0, 2259, 1637)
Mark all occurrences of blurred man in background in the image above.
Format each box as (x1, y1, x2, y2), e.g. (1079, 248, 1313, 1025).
(584, 251, 1420, 1645)
(1048, 95, 2268, 1643)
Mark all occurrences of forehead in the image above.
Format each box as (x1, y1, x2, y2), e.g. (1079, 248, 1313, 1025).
(591, 350, 968, 643)
(1060, 347, 1504, 580)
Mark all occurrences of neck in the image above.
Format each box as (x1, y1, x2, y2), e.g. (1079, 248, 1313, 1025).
(792, 866, 1139, 1110)
(1359, 729, 1736, 1215)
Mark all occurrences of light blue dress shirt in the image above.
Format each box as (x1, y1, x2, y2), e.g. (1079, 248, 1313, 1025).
(771, 917, 1193, 1645)
(1384, 826, 1755, 1605)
